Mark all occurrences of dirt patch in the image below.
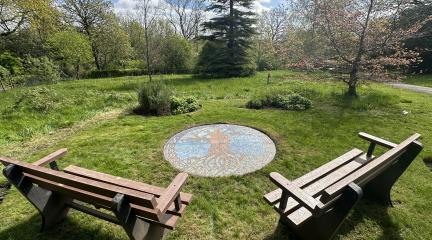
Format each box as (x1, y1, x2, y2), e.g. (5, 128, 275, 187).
(0, 182, 11, 203)
(423, 156, 432, 171)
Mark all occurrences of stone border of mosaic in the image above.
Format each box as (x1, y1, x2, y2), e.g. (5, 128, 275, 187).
(163, 124, 276, 177)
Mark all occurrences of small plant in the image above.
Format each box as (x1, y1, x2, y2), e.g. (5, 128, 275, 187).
(13, 87, 59, 113)
(246, 92, 312, 111)
(136, 81, 173, 116)
(135, 82, 200, 116)
(170, 96, 201, 115)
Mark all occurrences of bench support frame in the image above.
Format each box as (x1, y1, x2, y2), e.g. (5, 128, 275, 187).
(112, 194, 169, 240)
(362, 141, 423, 206)
(279, 183, 363, 240)
(3, 164, 71, 232)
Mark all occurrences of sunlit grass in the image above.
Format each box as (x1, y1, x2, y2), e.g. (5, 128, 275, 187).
(0, 70, 431, 239)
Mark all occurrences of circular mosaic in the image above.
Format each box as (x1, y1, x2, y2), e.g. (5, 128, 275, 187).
(163, 124, 276, 177)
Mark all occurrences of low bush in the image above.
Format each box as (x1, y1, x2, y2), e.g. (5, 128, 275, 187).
(170, 96, 201, 115)
(136, 81, 173, 116)
(24, 56, 60, 85)
(135, 82, 201, 116)
(87, 69, 147, 79)
(246, 92, 312, 111)
(13, 87, 59, 113)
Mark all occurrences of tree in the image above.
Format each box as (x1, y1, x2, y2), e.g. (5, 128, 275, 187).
(0, 0, 57, 37)
(163, 0, 206, 40)
(309, 0, 423, 96)
(93, 15, 133, 70)
(48, 30, 93, 79)
(160, 35, 193, 72)
(197, 0, 257, 77)
(60, 0, 112, 70)
(135, 0, 161, 81)
(260, 4, 289, 44)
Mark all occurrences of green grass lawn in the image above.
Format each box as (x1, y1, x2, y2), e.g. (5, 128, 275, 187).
(403, 74, 432, 87)
(0, 71, 431, 240)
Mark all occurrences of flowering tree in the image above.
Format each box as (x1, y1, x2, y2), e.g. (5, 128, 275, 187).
(292, 0, 423, 96)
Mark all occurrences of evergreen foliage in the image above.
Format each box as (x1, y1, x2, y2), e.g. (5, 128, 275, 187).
(197, 0, 257, 77)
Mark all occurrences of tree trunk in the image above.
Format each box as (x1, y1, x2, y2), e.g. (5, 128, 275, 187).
(228, 0, 234, 58)
(144, 29, 153, 82)
(91, 43, 102, 70)
(76, 62, 80, 80)
(0, 78, 6, 91)
(346, 0, 374, 97)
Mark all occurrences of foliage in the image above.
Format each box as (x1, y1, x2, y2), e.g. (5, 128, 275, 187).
(246, 91, 311, 111)
(170, 96, 201, 115)
(93, 15, 133, 70)
(13, 87, 59, 113)
(48, 30, 93, 79)
(160, 35, 193, 73)
(87, 69, 148, 79)
(136, 81, 174, 116)
(0, 52, 23, 75)
(24, 56, 60, 85)
(197, 0, 257, 77)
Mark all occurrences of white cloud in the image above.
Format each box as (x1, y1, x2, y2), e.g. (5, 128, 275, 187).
(114, 0, 271, 15)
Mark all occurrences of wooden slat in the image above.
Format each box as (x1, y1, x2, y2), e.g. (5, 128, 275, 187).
(157, 173, 188, 214)
(268, 153, 370, 216)
(270, 172, 322, 211)
(24, 173, 161, 221)
(63, 165, 193, 204)
(263, 148, 363, 204)
(32, 149, 68, 166)
(324, 133, 420, 199)
(68, 201, 119, 224)
(0, 157, 159, 211)
(358, 132, 398, 148)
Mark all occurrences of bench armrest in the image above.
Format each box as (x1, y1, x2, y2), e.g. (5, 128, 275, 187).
(358, 133, 397, 157)
(156, 173, 188, 214)
(358, 132, 397, 148)
(269, 172, 323, 212)
(32, 148, 68, 170)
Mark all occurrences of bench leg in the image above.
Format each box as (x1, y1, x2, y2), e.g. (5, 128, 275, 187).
(2, 164, 70, 232)
(279, 183, 363, 240)
(111, 194, 169, 240)
(362, 142, 422, 206)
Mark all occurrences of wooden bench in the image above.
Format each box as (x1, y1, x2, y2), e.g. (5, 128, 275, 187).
(0, 149, 193, 240)
(264, 132, 423, 240)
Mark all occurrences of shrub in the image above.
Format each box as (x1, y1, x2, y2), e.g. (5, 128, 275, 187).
(136, 81, 173, 116)
(246, 92, 311, 111)
(24, 56, 60, 85)
(13, 87, 59, 113)
(87, 69, 148, 79)
(170, 96, 201, 115)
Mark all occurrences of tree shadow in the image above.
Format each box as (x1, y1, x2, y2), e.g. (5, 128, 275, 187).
(264, 200, 402, 240)
(0, 214, 122, 240)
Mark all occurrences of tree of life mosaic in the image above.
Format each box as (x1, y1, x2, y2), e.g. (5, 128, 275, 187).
(163, 124, 276, 177)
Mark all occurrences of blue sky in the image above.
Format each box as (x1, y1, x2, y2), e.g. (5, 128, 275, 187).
(112, 0, 283, 14)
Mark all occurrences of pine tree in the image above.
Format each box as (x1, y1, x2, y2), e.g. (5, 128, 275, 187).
(196, 0, 256, 77)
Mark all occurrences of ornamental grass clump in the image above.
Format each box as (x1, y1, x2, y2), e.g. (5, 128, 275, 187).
(136, 81, 200, 116)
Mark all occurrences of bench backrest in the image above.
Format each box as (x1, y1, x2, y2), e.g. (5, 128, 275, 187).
(323, 133, 422, 200)
(0, 157, 163, 221)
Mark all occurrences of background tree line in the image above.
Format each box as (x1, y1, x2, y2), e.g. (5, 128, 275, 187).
(0, 0, 431, 96)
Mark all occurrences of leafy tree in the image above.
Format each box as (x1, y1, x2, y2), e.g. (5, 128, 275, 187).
(0, 52, 23, 75)
(60, 0, 112, 70)
(197, 0, 257, 77)
(161, 35, 193, 73)
(93, 16, 133, 70)
(48, 30, 93, 79)
(24, 56, 60, 84)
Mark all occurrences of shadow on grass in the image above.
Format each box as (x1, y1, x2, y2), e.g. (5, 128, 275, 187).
(264, 200, 402, 240)
(0, 214, 120, 240)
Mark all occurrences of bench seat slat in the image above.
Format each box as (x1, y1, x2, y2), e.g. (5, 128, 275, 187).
(64, 165, 193, 205)
(323, 133, 420, 199)
(264, 148, 363, 205)
(0, 157, 159, 211)
(25, 173, 161, 221)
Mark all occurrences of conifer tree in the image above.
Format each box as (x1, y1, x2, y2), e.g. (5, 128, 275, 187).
(197, 0, 256, 77)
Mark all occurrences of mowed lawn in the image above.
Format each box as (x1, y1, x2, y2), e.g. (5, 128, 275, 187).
(0, 71, 431, 240)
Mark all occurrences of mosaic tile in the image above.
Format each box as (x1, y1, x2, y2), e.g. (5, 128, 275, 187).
(163, 124, 276, 177)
